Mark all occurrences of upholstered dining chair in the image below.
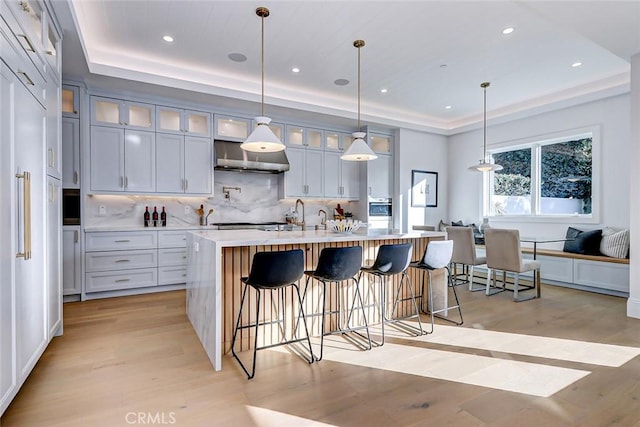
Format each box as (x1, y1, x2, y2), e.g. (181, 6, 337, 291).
(483, 228, 541, 302)
(445, 226, 486, 292)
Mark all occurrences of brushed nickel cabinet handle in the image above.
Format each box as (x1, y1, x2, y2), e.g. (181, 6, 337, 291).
(115, 240, 131, 243)
(120, 176, 124, 188)
(115, 259, 131, 263)
(124, 176, 128, 188)
(74, 230, 79, 243)
(115, 279, 130, 283)
(15, 171, 31, 260)
(17, 70, 34, 86)
(73, 171, 78, 184)
(184, 179, 188, 191)
(45, 50, 54, 56)
(18, 34, 35, 52)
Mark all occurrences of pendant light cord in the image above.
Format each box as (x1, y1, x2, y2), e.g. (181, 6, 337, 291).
(483, 84, 487, 161)
(261, 13, 265, 117)
(357, 44, 361, 130)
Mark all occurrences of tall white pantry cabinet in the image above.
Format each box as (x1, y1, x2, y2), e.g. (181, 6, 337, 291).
(1, 0, 63, 416)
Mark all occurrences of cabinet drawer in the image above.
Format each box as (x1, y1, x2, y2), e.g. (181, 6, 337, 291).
(158, 248, 187, 267)
(85, 231, 157, 251)
(86, 268, 158, 292)
(158, 230, 188, 248)
(0, 12, 46, 106)
(158, 266, 187, 285)
(85, 249, 157, 272)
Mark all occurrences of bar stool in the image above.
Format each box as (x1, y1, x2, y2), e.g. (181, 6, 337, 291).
(302, 246, 371, 361)
(231, 249, 313, 379)
(410, 240, 463, 333)
(361, 243, 424, 346)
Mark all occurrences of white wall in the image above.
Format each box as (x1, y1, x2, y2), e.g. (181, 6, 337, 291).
(448, 94, 630, 249)
(396, 128, 448, 232)
(628, 53, 640, 318)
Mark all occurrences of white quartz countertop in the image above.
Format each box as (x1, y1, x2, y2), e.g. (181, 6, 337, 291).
(84, 225, 202, 232)
(189, 228, 446, 247)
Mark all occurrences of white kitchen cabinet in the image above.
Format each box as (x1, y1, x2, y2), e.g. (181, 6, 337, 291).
(370, 133, 393, 154)
(61, 84, 79, 118)
(1, 5, 61, 415)
(214, 115, 249, 142)
(286, 125, 323, 149)
(62, 117, 80, 188)
(62, 227, 82, 296)
(46, 76, 61, 179)
(366, 154, 393, 199)
(157, 106, 210, 137)
(90, 126, 156, 193)
(90, 96, 155, 130)
(157, 230, 189, 285)
(324, 131, 353, 153)
(282, 147, 324, 198)
(46, 176, 62, 338)
(84, 230, 158, 293)
(323, 151, 359, 200)
(156, 133, 212, 195)
(44, 10, 61, 81)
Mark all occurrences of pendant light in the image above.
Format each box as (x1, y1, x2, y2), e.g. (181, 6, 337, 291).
(468, 82, 502, 172)
(241, 7, 285, 153)
(341, 40, 377, 161)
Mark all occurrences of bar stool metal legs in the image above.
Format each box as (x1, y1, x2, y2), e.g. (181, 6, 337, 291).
(301, 246, 371, 361)
(231, 249, 313, 379)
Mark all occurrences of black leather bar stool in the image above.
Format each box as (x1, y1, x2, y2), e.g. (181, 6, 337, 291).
(302, 246, 371, 361)
(231, 249, 313, 379)
(410, 240, 463, 333)
(361, 243, 424, 346)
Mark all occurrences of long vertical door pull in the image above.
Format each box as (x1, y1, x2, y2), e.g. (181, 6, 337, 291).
(15, 171, 31, 260)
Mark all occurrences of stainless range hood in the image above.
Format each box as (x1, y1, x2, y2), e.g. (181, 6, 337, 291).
(214, 140, 290, 173)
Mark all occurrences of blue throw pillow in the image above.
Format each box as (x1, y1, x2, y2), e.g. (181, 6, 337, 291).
(563, 227, 602, 255)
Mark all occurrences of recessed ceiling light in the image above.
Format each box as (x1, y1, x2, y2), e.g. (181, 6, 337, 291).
(380, 88, 388, 93)
(572, 61, 583, 68)
(162, 35, 174, 43)
(334, 78, 349, 86)
(228, 53, 247, 62)
(291, 67, 300, 73)
(502, 27, 514, 35)
(445, 105, 452, 110)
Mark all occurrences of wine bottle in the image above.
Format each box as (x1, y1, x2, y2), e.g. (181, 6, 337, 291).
(152, 206, 159, 227)
(160, 206, 167, 227)
(143, 206, 150, 227)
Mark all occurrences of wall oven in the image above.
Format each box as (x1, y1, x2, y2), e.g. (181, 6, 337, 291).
(368, 198, 392, 229)
(62, 188, 80, 225)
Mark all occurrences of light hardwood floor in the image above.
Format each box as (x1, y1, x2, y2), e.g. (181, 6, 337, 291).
(3, 284, 640, 427)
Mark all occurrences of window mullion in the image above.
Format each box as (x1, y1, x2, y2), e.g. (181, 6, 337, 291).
(531, 144, 541, 215)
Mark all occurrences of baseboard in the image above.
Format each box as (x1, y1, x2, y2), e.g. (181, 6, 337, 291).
(627, 297, 640, 319)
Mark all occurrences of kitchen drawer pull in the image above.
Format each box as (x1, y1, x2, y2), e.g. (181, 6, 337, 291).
(115, 279, 131, 283)
(17, 71, 35, 86)
(124, 176, 128, 188)
(119, 176, 124, 187)
(115, 259, 131, 263)
(74, 230, 79, 243)
(115, 239, 131, 243)
(73, 171, 79, 184)
(18, 34, 35, 52)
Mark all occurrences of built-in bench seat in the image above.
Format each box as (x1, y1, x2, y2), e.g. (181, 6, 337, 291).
(474, 246, 629, 297)
(519, 247, 629, 264)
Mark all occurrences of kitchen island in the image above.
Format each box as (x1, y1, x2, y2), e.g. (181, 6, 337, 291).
(186, 228, 446, 370)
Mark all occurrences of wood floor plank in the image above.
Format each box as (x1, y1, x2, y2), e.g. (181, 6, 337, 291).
(3, 285, 640, 426)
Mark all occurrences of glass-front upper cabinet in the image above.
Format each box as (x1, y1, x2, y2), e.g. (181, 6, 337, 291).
(44, 15, 61, 79)
(157, 106, 210, 137)
(325, 132, 353, 152)
(9, 0, 46, 71)
(62, 85, 79, 118)
(370, 133, 393, 154)
(91, 96, 155, 130)
(286, 125, 323, 150)
(214, 115, 250, 142)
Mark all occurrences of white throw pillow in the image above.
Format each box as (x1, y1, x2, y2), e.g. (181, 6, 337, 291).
(599, 227, 629, 259)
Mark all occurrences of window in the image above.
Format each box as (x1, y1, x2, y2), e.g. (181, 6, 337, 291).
(486, 130, 595, 219)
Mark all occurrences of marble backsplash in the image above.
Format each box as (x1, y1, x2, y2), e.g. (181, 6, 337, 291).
(84, 171, 357, 228)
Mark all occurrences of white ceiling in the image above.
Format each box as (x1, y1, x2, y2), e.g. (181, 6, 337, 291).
(54, 0, 640, 133)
